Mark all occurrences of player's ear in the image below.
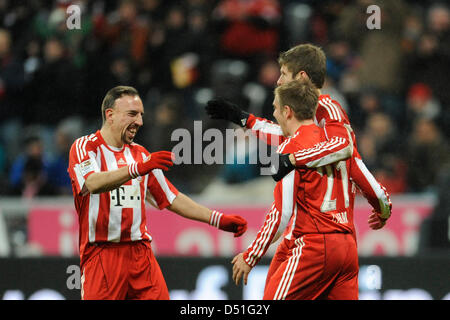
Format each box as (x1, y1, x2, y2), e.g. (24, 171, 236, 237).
(283, 105, 293, 119)
(104, 108, 114, 122)
(295, 71, 309, 81)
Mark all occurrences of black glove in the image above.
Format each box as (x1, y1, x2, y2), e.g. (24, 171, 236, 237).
(271, 153, 295, 182)
(205, 98, 250, 127)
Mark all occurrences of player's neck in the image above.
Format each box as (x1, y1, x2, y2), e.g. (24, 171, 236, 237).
(100, 126, 124, 148)
(289, 119, 314, 136)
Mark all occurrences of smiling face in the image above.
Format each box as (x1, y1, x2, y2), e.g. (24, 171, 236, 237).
(106, 95, 144, 146)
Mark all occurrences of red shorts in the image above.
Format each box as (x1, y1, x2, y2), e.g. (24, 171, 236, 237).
(81, 241, 169, 300)
(264, 233, 358, 300)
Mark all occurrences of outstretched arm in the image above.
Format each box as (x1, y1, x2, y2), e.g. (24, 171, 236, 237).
(205, 98, 353, 181)
(350, 157, 392, 228)
(206, 98, 285, 146)
(167, 192, 248, 237)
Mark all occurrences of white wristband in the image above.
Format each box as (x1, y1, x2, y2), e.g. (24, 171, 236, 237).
(209, 210, 223, 228)
(128, 163, 140, 179)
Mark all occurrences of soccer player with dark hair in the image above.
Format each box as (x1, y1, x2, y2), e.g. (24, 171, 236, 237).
(67, 86, 247, 300)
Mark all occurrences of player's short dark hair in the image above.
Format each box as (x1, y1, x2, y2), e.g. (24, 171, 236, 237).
(278, 43, 326, 89)
(274, 79, 319, 121)
(101, 86, 139, 124)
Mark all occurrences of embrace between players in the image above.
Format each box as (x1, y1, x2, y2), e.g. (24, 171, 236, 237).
(68, 43, 392, 300)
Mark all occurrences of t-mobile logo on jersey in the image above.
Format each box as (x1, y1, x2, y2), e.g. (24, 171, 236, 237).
(110, 185, 141, 208)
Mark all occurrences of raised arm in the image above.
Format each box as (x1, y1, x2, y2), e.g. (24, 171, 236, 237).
(68, 135, 174, 196)
(206, 98, 285, 146)
(84, 151, 174, 194)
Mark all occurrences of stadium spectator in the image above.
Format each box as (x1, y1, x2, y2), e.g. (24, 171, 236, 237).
(10, 154, 57, 198)
(405, 82, 441, 133)
(8, 131, 56, 198)
(9, 132, 50, 190)
(0, 0, 447, 200)
(95, 0, 150, 66)
(358, 112, 406, 193)
(212, 0, 281, 59)
(0, 28, 25, 122)
(405, 3, 450, 138)
(24, 37, 81, 125)
(405, 118, 450, 193)
(47, 117, 84, 195)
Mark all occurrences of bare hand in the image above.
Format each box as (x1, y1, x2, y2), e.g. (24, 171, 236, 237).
(231, 253, 252, 286)
(368, 210, 387, 230)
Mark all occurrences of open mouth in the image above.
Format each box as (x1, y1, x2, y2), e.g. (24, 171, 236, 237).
(126, 126, 138, 140)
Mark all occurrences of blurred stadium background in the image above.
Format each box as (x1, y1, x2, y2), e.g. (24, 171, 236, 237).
(0, 0, 449, 300)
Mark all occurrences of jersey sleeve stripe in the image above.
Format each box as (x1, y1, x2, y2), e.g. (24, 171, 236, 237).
(324, 97, 342, 122)
(80, 137, 88, 160)
(252, 119, 284, 136)
(277, 171, 296, 239)
(304, 142, 352, 168)
(75, 137, 83, 163)
(319, 100, 338, 121)
(277, 137, 292, 154)
(152, 169, 177, 205)
(245, 204, 280, 267)
(294, 137, 345, 160)
(354, 158, 391, 219)
(294, 137, 342, 157)
(246, 204, 276, 266)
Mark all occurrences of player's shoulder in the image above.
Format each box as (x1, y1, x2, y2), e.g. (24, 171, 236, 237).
(279, 124, 323, 153)
(128, 142, 150, 155)
(70, 132, 102, 158)
(317, 94, 349, 122)
(72, 132, 100, 148)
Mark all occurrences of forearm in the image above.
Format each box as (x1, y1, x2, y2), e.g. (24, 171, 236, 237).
(352, 157, 392, 219)
(246, 113, 285, 146)
(292, 122, 353, 168)
(167, 192, 211, 223)
(85, 166, 131, 194)
(244, 204, 281, 267)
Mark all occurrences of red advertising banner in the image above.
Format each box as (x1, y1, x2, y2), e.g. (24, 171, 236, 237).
(28, 196, 435, 257)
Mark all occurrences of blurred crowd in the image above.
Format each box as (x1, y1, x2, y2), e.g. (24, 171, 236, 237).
(0, 0, 449, 197)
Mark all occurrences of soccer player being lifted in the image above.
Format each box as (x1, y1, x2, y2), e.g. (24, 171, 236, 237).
(67, 86, 247, 300)
(205, 44, 392, 299)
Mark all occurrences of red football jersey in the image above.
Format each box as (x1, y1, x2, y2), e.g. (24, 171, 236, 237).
(245, 94, 391, 218)
(67, 130, 179, 267)
(243, 94, 392, 267)
(244, 124, 356, 267)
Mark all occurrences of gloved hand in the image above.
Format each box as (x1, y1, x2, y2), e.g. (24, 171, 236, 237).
(209, 210, 248, 237)
(205, 98, 250, 127)
(129, 151, 174, 178)
(271, 153, 295, 182)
